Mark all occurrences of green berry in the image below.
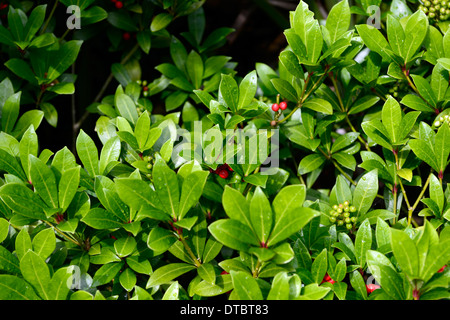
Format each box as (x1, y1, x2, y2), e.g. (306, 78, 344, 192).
(330, 216, 337, 223)
(424, 0, 431, 6)
(343, 201, 349, 206)
(337, 220, 344, 226)
(346, 223, 353, 230)
(430, 12, 436, 18)
(345, 217, 351, 223)
(351, 217, 357, 223)
(333, 204, 338, 210)
(343, 211, 350, 218)
(350, 206, 356, 213)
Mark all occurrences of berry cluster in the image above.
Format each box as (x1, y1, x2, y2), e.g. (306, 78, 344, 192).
(329, 201, 357, 230)
(271, 101, 287, 112)
(212, 164, 233, 179)
(386, 81, 408, 100)
(434, 114, 450, 128)
(419, 0, 450, 21)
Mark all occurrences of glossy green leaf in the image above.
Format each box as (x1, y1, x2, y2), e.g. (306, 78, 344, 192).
(32, 228, 56, 261)
(147, 263, 196, 288)
(219, 74, 239, 112)
(326, 0, 350, 43)
(230, 270, 263, 300)
(76, 129, 99, 178)
(152, 154, 179, 218)
(178, 170, 209, 220)
(20, 250, 51, 300)
(250, 187, 273, 244)
(352, 169, 378, 218)
(0, 183, 47, 220)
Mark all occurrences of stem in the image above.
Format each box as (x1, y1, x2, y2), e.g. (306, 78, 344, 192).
(252, 260, 261, 278)
(403, 68, 436, 111)
(43, 221, 81, 247)
(317, 146, 357, 186)
(408, 172, 432, 226)
(277, 68, 328, 125)
(178, 232, 201, 267)
(73, 43, 140, 133)
(345, 115, 371, 151)
(40, 0, 59, 35)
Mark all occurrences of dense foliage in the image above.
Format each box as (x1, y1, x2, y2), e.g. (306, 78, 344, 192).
(0, 0, 450, 301)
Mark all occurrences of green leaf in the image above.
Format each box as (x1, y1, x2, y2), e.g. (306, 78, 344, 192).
(0, 275, 40, 300)
(0, 183, 47, 220)
(403, 10, 428, 63)
(150, 12, 172, 32)
(279, 50, 304, 80)
(1, 92, 21, 134)
(47, 40, 83, 81)
(119, 268, 136, 292)
(369, 264, 405, 299)
(297, 283, 330, 300)
(429, 174, 444, 213)
(197, 263, 216, 285)
(238, 70, 257, 109)
(178, 170, 209, 220)
(222, 185, 252, 228)
(99, 136, 121, 175)
(115, 178, 167, 221)
(32, 228, 56, 261)
(326, 0, 350, 43)
(409, 139, 439, 172)
(400, 94, 434, 112)
(58, 166, 80, 213)
(354, 219, 372, 268)
(311, 248, 327, 283)
(114, 236, 137, 258)
(152, 154, 179, 218)
(352, 169, 378, 218)
(29, 155, 58, 209)
(356, 24, 395, 62)
(5, 59, 37, 85)
(271, 78, 298, 103)
(0, 219, 8, 243)
(19, 126, 38, 181)
(411, 75, 437, 108)
(208, 219, 259, 251)
(302, 98, 333, 115)
(219, 74, 239, 112)
(147, 227, 177, 253)
(81, 208, 123, 229)
(267, 272, 290, 300)
(0, 245, 20, 274)
(76, 129, 99, 178)
(331, 132, 360, 154)
(20, 251, 50, 300)
(390, 228, 419, 279)
(386, 14, 405, 58)
(381, 96, 402, 144)
(298, 153, 326, 175)
(147, 263, 196, 288)
(92, 262, 124, 287)
(268, 207, 320, 247)
(250, 187, 273, 244)
(186, 50, 203, 89)
(230, 270, 263, 300)
(0, 149, 26, 181)
(349, 269, 367, 300)
(434, 124, 450, 174)
(115, 91, 139, 125)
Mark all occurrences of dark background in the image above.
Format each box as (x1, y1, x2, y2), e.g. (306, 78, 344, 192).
(36, 0, 319, 152)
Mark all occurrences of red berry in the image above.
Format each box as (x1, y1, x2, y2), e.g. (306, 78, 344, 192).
(220, 270, 229, 275)
(142, 86, 149, 91)
(438, 265, 446, 273)
(272, 103, 279, 112)
(115, 1, 123, 9)
(321, 273, 335, 284)
(122, 32, 131, 41)
(366, 284, 380, 294)
(218, 169, 229, 179)
(279, 101, 287, 110)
